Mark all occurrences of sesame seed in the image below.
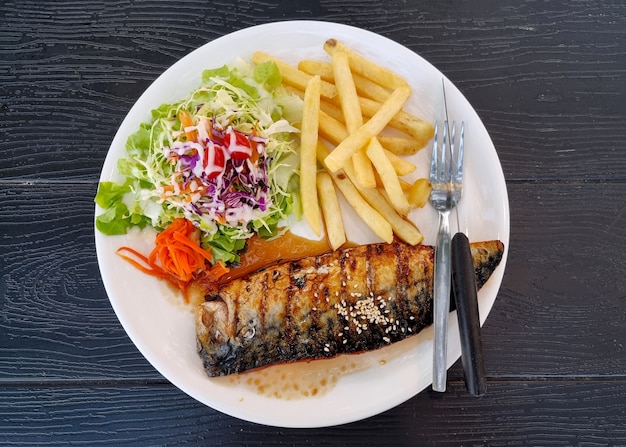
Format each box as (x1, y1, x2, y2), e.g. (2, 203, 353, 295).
(383, 336, 391, 343)
(324, 347, 329, 352)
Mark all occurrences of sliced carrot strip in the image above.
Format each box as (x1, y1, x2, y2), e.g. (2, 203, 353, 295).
(116, 218, 229, 302)
(179, 110, 197, 142)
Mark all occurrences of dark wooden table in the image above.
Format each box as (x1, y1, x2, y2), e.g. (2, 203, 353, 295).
(2, 1, 625, 445)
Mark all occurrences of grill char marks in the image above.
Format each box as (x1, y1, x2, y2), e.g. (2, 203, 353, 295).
(196, 240, 504, 377)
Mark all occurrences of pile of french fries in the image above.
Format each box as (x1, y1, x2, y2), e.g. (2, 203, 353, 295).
(252, 39, 435, 250)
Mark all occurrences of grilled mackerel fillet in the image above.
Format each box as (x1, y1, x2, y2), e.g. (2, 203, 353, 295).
(196, 240, 504, 377)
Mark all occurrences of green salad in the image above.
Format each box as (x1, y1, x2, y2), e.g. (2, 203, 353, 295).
(95, 59, 303, 265)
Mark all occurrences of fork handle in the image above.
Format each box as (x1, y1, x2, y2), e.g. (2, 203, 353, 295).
(432, 211, 451, 392)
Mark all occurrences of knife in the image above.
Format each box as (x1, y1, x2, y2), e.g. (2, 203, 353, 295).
(451, 231, 487, 396)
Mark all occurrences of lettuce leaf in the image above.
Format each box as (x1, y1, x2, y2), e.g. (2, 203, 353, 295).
(95, 60, 302, 264)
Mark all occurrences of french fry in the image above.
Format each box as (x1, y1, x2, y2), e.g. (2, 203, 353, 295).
(358, 96, 434, 144)
(298, 58, 431, 145)
(366, 137, 411, 216)
(317, 108, 423, 161)
(400, 178, 412, 192)
(331, 50, 363, 133)
(254, 40, 431, 249)
(287, 78, 430, 156)
(251, 52, 337, 100)
(374, 170, 412, 192)
(316, 143, 393, 243)
(318, 109, 348, 144)
(384, 148, 416, 176)
(316, 172, 346, 250)
(299, 59, 392, 103)
(351, 151, 377, 189)
(319, 98, 345, 123)
(300, 75, 322, 236)
(318, 143, 422, 245)
(298, 60, 334, 84)
(324, 86, 411, 172)
(376, 135, 421, 156)
(408, 178, 432, 208)
(331, 49, 376, 188)
(324, 38, 410, 90)
(364, 188, 423, 245)
(350, 73, 392, 104)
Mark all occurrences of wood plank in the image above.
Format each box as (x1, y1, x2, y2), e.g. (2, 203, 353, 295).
(0, 1, 624, 181)
(483, 181, 626, 377)
(1, 0, 624, 445)
(396, 2, 626, 183)
(0, 183, 160, 380)
(2, 181, 626, 381)
(0, 380, 625, 444)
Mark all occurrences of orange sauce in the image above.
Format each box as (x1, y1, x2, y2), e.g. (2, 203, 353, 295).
(187, 231, 332, 305)
(218, 231, 332, 284)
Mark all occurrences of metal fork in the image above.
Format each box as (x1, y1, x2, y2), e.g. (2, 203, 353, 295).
(430, 113, 465, 392)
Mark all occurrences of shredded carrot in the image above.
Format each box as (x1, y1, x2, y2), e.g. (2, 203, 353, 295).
(116, 218, 229, 302)
(179, 110, 197, 142)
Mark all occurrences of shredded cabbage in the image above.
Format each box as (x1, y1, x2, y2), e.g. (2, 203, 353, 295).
(96, 60, 303, 265)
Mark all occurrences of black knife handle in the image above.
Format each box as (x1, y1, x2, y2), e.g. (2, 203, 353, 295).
(451, 232, 487, 396)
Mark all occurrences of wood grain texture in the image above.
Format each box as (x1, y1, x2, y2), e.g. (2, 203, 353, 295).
(1, 0, 624, 181)
(1, 381, 625, 446)
(395, 2, 626, 182)
(0, 184, 160, 380)
(1, 0, 626, 444)
(483, 182, 626, 377)
(2, 182, 626, 379)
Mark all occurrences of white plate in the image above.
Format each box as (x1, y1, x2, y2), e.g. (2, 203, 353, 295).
(95, 21, 509, 428)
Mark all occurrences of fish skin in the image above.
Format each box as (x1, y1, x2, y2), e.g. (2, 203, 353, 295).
(196, 240, 504, 377)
